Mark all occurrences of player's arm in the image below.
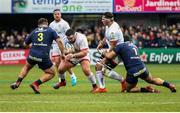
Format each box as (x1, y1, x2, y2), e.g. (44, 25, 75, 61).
(109, 31, 118, 51)
(72, 49, 88, 58)
(51, 28, 65, 58)
(55, 37, 65, 56)
(109, 39, 118, 51)
(66, 49, 88, 60)
(104, 50, 117, 59)
(97, 38, 106, 50)
(23, 42, 32, 48)
(24, 32, 33, 48)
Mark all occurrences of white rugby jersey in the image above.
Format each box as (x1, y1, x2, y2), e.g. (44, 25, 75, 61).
(67, 32, 90, 64)
(49, 19, 70, 46)
(71, 32, 89, 53)
(105, 21, 124, 48)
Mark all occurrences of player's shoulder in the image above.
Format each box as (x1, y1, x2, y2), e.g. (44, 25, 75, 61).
(49, 20, 55, 26)
(77, 32, 86, 39)
(111, 22, 120, 30)
(61, 18, 69, 24)
(60, 19, 70, 27)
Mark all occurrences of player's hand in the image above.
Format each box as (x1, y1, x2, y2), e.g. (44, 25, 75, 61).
(61, 54, 65, 60)
(97, 43, 103, 50)
(66, 53, 73, 60)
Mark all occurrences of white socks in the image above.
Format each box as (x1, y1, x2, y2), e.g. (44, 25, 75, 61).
(96, 71, 105, 88)
(87, 73, 96, 85)
(105, 70, 124, 82)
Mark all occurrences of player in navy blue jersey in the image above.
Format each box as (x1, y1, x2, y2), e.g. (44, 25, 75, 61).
(103, 41, 176, 93)
(10, 18, 65, 94)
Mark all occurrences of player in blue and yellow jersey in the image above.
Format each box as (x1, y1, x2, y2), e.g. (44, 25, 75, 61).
(103, 41, 176, 93)
(10, 18, 64, 94)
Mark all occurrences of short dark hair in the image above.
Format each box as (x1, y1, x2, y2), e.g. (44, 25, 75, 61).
(103, 12, 114, 20)
(65, 29, 75, 36)
(53, 9, 61, 13)
(38, 18, 48, 25)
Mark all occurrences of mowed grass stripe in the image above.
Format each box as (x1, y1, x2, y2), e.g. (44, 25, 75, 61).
(0, 100, 180, 105)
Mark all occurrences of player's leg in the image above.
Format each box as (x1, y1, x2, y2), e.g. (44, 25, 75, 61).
(126, 73, 159, 93)
(53, 59, 75, 89)
(142, 72, 176, 92)
(29, 57, 55, 94)
(51, 48, 77, 86)
(95, 58, 106, 90)
(80, 60, 98, 92)
(51, 47, 66, 83)
(95, 58, 126, 92)
(103, 59, 126, 92)
(67, 68, 77, 86)
(30, 65, 55, 94)
(10, 61, 34, 89)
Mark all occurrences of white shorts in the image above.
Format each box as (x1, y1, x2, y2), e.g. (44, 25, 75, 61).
(69, 55, 90, 65)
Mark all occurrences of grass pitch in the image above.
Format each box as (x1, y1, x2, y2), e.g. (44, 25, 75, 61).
(0, 64, 180, 112)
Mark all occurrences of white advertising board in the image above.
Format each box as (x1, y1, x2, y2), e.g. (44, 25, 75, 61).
(0, 0, 11, 13)
(13, 0, 112, 13)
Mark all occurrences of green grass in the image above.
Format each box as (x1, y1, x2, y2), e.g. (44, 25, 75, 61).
(0, 64, 180, 111)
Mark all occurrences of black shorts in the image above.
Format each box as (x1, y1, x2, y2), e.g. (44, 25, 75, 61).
(105, 59, 118, 70)
(100, 54, 120, 70)
(126, 69, 149, 84)
(27, 55, 53, 70)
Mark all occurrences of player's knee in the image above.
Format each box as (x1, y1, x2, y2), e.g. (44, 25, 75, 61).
(95, 63, 103, 71)
(58, 67, 65, 74)
(83, 68, 91, 76)
(144, 77, 154, 84)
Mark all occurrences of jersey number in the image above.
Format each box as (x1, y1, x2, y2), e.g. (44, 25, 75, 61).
(133, 48, 138, 56)
(38, 33, 44, 42)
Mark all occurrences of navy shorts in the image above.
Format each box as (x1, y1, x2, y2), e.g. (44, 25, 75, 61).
(27, 56, 53, 70)
(126, 69, 149, 84)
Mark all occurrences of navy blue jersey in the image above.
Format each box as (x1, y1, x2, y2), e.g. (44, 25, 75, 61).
(25, 27, 58, 57)
(114, 41, 145, 75)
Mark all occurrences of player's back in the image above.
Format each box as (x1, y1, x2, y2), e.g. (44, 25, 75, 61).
(115, 41, 145, 73)
(26, 27, 58, 58)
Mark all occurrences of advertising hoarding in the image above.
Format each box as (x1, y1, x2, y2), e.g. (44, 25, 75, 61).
(0, 49, 29, 65)
(0, 0, 11, 13)
(12, 0, 112, 13)
(114, 0, 180, 13)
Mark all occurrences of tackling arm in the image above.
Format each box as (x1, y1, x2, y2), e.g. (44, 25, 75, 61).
(104, 50, 117, 59)
(55, 37, 65, 56)
(97, 38, 106, 50)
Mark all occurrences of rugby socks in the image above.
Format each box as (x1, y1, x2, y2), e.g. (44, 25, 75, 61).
(96, 71, 105, 88)
(70, 73, 76, 79)
(59, 73, 66, 82)
(162, 81, 170, 88)
(34, 79, 42, 86)
(87, 73, 97, 85)
(16, 77, 23, 83)
(107, 70, 124, 82)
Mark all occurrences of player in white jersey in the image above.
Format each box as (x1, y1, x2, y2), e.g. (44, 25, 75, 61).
(94, 12, 126, 93)
(49, 9, 77, 89)
(58, 29, 98, 92)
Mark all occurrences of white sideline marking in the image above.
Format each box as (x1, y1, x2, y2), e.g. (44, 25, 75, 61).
(0, 101, 179, 104)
